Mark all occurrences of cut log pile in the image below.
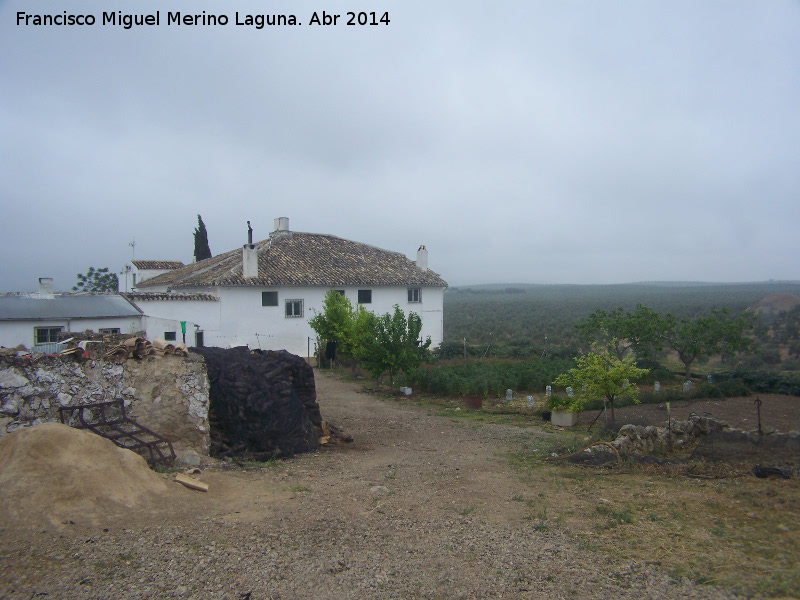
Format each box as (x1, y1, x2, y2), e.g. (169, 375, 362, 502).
(193, 346, 342, 459)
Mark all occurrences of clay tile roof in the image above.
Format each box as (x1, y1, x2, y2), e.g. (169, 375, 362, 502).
(132, 260, 185, 270)
(123, 292, 218, 302)
(136, 232, 447, 289)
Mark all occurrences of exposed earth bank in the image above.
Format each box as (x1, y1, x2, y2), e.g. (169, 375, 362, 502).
(0, 372, 749, 599)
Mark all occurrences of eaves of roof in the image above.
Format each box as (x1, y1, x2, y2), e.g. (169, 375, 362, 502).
(123, 292, 218, 302)
(132, 260, 185, 269)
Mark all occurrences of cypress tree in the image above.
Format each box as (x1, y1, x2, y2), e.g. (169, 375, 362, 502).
(194, 215, 212, 262)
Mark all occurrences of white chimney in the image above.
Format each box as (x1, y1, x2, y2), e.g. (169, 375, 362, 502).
(274, 217, 289, 232)
(243, 244, 258, 279)
(38, 277, 55, 298)
(416, 245, 428, 271)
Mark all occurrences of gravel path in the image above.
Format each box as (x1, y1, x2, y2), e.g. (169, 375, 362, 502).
(0, 372, 741, 599)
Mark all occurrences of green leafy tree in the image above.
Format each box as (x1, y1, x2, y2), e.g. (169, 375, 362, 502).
(308, 290, 360, 358)
(577, 304, 663, 361)
(553, 351, 649, 420)
(576, 307, 627, 357)
(73, 267, 119, 292)
(194, 214, 212, 262)
(354, 305, 432, 387)
(659, 308, 753, 379)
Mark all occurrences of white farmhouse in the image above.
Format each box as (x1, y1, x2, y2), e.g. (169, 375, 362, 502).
(132, 218, 448, 357)
(0, 278, 145, 351)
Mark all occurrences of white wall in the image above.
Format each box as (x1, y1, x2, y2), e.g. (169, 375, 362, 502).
(134, 299, 219, 345)
(142, 315, 201, 346)
(217, 285, 444, 356)
(131, 284, 445, 356)
(0, 317, 143, 349)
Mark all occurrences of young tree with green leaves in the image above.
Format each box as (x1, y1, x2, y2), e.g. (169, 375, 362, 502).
(308, 289, 360, 359)
(73, 267, 119, 292)
(194, 214, 212, 262)
(553, 351, 649, 421)
(354, 305, 432, 387)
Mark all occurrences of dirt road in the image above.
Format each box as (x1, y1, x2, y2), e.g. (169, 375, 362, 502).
(0, 372, 740, 599)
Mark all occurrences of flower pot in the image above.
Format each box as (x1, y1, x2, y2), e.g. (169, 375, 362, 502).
(551, 410, 578, 427)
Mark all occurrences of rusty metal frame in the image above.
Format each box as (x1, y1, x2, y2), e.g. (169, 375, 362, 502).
(59, 399, 176, 466)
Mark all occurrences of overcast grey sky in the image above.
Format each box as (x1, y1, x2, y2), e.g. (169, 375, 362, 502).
(1, 1, 798, 291)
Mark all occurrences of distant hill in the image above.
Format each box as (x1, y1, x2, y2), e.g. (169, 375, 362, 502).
(749, 293, 800, 314)
(444, 281, 800, 348)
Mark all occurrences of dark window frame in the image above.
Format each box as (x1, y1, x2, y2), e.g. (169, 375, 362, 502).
(285, 299, 304, 318)
(357, 289, 372, 304)
(262, 291, 279, 306)
(99, 328, 121, 335)
(164, 331, 177, 341)
(34, 326, 63, 345)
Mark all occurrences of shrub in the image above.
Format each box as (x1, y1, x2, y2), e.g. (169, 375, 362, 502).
(403, 357, 572, 397)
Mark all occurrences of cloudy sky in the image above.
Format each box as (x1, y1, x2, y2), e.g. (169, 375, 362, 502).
(1, 1, 798, 291)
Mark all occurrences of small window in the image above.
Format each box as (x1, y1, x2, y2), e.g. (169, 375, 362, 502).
(334, 289, 345, 296)
(408, 288, 421, 303)
(357, 289, 372, 304)
(285, 299, 304, 318)
(99, 328, 120, 335)
(164, 331, 177, 341)
(262, 291, 278, 306)
(34, 326, 63, 344)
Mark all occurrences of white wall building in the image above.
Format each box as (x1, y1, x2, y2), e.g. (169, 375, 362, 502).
(0, 278, 145, 350)
(121, 260, 185, 293)
(134, 218, 448, 357)
(132, 260, 186, 286)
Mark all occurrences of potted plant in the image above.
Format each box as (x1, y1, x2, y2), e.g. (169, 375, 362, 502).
(545, 393, 580, 427)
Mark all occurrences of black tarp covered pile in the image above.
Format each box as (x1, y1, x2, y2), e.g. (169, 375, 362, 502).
(193, 346, 323, 458)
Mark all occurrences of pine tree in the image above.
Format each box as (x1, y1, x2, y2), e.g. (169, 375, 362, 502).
(194, 215, 212, 262)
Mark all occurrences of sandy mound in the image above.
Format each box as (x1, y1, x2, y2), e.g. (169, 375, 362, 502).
(0, 422, 171, 527)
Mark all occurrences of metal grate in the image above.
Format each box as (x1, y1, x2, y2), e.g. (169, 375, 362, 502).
(59, 399, 176, 467)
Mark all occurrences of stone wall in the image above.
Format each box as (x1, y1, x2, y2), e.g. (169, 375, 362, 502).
(611, 416, 800, 457)
(0, 354, 209, 463)
(569, 415, 800, 467)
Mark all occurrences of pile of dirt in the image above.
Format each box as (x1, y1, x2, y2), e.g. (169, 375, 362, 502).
(0, 423, 171, 527)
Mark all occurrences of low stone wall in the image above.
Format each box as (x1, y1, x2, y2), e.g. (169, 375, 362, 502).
(0, 354, 210, 463)
(612, 415, 800, 457)
(565, 415, 800, 468)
